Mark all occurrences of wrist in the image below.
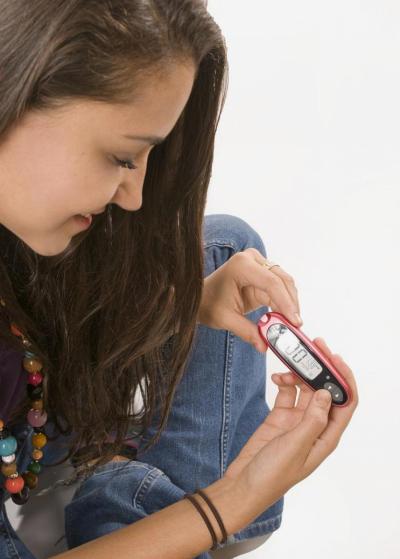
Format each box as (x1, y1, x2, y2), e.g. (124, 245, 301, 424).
(199, 474, 253, 539)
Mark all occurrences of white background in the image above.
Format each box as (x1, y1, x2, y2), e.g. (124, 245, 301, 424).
(205, 1, 400, 558)
(7, 1, 400, 558)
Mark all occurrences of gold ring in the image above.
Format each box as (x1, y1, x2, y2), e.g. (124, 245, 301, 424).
(261, 259, 280, 270)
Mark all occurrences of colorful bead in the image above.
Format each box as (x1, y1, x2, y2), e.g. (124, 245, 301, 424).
(27, 460, 42, 475)
(1, 461, 17, 476)
(27, 409, 47, 428)
(1, 295, 48, 506)
(0, 436, 17, 457)
(0, 427, 10, 439)
(4, 475, 25, 494)
(27, 372, 43, 386)
(23, 357, 43, 373)
(32, 400, 43, 411)
(1, 453, 16, 464)
(27, 385, 43, 399)
(22, 471, 38, 489)
(32, 432, 47, 449)
(11, 485, 30, 505)
(31, 449, 43, 461)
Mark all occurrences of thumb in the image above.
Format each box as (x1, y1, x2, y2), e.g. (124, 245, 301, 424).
(290, 389, 332, 453)
(224, 312, 265, 351)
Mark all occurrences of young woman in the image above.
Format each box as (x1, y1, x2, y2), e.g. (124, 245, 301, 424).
(0, 1, 359, 558)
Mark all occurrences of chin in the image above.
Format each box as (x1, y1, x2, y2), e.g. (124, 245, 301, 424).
(24, 235, 72, 257)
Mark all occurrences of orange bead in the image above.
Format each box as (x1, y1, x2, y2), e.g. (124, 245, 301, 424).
(4, 475, 25, 494)
(0, 419, 4, 430)
(23, 357, 43, 373)
(32, 432, 47, 449)
(1, 462, 17, 476)
(32, 400, 43, 411)
(22, 471, 38, 489)
(31, 449, 43, 461)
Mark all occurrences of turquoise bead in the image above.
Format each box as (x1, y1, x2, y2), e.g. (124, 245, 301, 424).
(24, 350, 36, 358)
(0, 436, 17, 457)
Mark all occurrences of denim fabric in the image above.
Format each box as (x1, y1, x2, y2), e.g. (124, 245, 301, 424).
(0, 214, 284, 558)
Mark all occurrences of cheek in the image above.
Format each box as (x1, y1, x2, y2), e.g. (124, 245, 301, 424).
(14, 174, 92, 230)
(7, 149, 81, 223)
(6, 152, 114, 230)
(33, 178, 84, 224)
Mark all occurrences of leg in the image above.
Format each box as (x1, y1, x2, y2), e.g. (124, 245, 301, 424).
(63, 214, 283, 557)
(136, 214, 284, 545)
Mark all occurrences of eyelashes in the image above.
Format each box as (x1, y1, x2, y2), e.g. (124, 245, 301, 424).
(114, 157, 137, 171)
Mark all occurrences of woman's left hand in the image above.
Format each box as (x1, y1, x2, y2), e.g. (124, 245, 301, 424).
(198, 248, 303, 352)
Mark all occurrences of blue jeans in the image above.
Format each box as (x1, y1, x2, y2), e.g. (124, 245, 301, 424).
(0, 214, 284, 559)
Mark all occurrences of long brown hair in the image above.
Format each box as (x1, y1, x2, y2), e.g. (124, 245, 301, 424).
(0, 0, 228, 479)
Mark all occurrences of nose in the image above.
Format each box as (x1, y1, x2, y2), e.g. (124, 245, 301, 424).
(111, 174, 144, 212)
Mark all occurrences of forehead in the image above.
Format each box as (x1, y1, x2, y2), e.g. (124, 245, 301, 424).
(72, 62, 196, 140)
(4, 62, 196, 147)
(107, 64, 196, 133)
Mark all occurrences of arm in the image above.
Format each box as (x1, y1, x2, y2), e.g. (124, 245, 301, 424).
(48, 476, 258, 559)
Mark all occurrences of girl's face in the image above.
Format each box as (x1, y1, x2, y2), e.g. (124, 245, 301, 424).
(0, 62, 195, 256)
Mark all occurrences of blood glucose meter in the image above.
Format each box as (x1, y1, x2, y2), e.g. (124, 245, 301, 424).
(258, 312, 352, 407)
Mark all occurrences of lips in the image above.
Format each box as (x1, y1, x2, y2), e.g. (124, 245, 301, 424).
(78, 208, 106, 218)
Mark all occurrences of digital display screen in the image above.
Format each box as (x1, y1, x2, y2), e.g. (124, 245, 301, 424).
(266, 324, 323, 380)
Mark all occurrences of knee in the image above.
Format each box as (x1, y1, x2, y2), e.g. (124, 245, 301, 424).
(203, 214, 268, 259)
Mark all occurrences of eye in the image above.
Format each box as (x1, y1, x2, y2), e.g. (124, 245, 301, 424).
(113, 157, 137, 171)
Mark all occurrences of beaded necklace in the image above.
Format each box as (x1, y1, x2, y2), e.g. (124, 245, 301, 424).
(0, 297, 48, 505)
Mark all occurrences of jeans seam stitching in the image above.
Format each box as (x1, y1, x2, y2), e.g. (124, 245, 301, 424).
(232, 513, 283, 541)
(204, 240, 238, 252)
(91, 461, 147, 478)
(133, 467, 163, 511)
(221, 330, 234, 476)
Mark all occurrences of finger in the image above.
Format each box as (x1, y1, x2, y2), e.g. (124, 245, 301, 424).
(233, 250, 301, 327)
(272, 374, 298, 409)
(284, 388, 333, 463)
(246, 247, 302, 322)
(263, 266, 302, 323)
(313, 337, 359, 403)
(302, 353, 359, 475)
(313, 337, 334, 359)
(272, 372, 314, 411)
(272, 337, 356, 413)
(272, 372, 297, 383)
(222, 310, 269, 352)
(252, 281, 302, 328)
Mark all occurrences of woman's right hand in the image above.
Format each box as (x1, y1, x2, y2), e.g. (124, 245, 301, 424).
(223, 337, 359, 513)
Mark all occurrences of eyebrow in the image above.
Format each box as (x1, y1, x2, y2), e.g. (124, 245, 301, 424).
(123, 134, 166, 145)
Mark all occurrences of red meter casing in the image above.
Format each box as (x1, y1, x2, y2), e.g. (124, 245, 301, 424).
(258, 311, 352, 407)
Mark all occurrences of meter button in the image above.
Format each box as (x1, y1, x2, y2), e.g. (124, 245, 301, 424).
(323, 382, 343, 402)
